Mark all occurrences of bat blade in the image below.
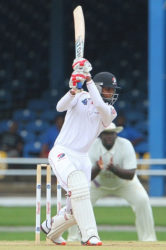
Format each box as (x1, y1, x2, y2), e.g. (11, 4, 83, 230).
(73, 5, 85, 58)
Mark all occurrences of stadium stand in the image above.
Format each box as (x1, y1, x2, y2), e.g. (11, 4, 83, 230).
(0, 0, 148, 156)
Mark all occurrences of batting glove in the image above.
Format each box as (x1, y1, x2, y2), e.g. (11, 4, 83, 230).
(69, 70, 91, 89)
(72, 58, 92, 73)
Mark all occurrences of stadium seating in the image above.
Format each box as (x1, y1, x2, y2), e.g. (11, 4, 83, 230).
(39, 110, 58, 123)
(19, 130, 36, 143)
(23, 141, 42, 157)
(135, 141, 149, 155)
(0, 120, 13, 132)
(27, 100, 50, 113)
(26, 120, 49, 135)
(0, 0, 148, 156)
(13, 109, 36, 122)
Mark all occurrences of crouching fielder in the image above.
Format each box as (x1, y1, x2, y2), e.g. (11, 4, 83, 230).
(41, 58, 120, 246)
(68, 123, 157, 242)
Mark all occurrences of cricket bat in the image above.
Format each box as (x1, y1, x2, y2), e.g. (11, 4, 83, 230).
(73, 6, 85, 90)
(73, 5, 85, 58)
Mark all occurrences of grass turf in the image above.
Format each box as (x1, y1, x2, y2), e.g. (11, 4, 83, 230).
(0, 231, 166, 241)
(0, 206, 165, 241)
(0, 206, 165, 226)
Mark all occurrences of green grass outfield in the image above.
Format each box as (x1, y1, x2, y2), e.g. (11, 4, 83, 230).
(0, 206, 165, 241)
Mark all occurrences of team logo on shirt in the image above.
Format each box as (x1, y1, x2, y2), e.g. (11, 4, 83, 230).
(57, 153, 65, 159)
(82, 98, 91, 105)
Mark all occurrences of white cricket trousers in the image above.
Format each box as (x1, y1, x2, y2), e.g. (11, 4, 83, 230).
(91, 176, 157, 241)
(48, 145, 92, 191)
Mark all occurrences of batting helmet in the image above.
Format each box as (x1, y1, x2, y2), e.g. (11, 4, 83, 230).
(93, 72, 121, 104)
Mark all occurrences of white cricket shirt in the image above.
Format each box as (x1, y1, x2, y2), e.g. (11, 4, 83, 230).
(89, 136, 137, 189)
(54, 81, 117, 153)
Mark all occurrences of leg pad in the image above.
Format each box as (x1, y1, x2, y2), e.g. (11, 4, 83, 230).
(68, 171, 99, 242)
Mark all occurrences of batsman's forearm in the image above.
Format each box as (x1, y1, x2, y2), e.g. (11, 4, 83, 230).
(86, 80, 105, 107)
(108, 165, 136, 180)
(86, 80, 117, 126)
(56, 91, 75, 112)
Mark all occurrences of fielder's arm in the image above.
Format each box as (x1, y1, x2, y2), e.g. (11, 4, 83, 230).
(107, 164, 136, 180)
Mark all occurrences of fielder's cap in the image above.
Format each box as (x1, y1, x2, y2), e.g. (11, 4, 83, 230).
(103, 122, 123, 133)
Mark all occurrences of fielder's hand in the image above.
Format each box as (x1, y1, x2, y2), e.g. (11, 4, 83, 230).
(72, 58, 92, 73)
(106, 157, 114, 171)
(69, 70, 91, 89)
(97, 156, 104, 170)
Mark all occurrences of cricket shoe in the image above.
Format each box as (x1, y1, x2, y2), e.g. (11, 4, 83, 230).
(41, 219, 66, 245)
(50, 236, 66, 245)
(81, 236, 102, 246)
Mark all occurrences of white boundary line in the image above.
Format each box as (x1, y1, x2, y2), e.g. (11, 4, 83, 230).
(0, 157, 166, 165)
(0, 197, 166, 207)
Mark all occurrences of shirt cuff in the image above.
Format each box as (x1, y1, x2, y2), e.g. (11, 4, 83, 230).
(69, 90, 76, 97)
(86, 80, 93, 85)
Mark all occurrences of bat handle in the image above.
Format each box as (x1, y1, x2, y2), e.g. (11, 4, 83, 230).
(77, 81, 83, 89)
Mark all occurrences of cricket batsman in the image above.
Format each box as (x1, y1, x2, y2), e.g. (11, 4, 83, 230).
(41, 58, 120, 246)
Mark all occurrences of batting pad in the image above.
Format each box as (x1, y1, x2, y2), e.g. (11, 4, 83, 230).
(68, 170, 99, 242)
(47, 209, 76, 241)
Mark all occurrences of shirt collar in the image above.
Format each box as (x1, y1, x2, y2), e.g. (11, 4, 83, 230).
(99, 138, 116, 155)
